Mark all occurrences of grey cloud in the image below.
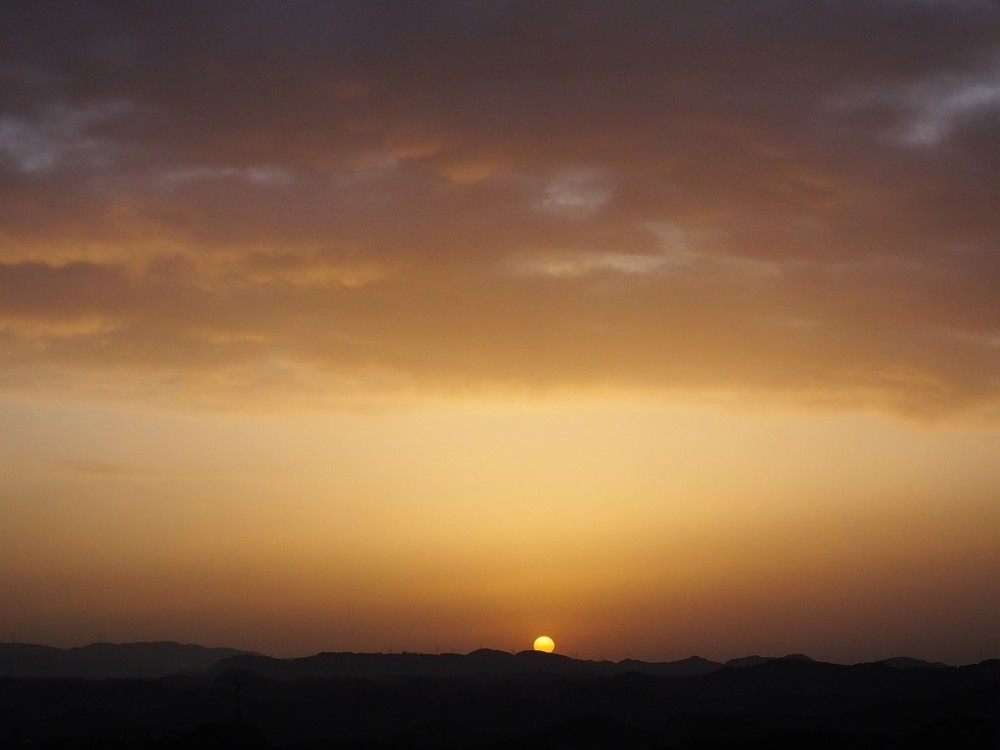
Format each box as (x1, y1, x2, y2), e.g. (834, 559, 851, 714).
(0, 101, 131, 174)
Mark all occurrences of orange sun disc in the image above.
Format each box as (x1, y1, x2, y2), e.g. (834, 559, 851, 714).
(532, 635, 555, 653)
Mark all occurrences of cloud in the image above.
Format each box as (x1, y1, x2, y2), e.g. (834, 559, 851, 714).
(0, 101, 131, 174)
(506, 251, 667, 278)
(157, 165, 295, 188)
(0, 1, 997, 419)
(900, 71, 1000, 146)
(830, 61, 1000, 148)
(537, 170, 614, 218)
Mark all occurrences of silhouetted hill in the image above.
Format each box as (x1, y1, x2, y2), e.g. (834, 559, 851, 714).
(875, 655, 952, 669)
(2, 641, 978, 684)
(210, 648, 624, 680)
(724, 654, 772, 668)
(782, 652, 815, 662)
(616, 654, 720, 676)
(210, 649, 731, 681)
(723, 653, 813, 668)
(0, 641, 253, 679)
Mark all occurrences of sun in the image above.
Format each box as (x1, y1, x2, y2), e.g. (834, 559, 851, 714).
(532, 635, 555, 653)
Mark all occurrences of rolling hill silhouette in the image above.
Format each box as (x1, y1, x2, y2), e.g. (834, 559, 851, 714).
(0, 641, 252, 679)
(0, 641, 968, 680)
(3, 642, 998, 748)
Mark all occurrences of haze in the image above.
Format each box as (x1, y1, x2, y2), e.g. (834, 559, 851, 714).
(1, 1, 999, 665)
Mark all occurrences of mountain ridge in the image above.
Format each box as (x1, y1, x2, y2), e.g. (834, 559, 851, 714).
(0, 641, 967, 681)
(2, 648, 998, 749)
(0, 640, 253, 679)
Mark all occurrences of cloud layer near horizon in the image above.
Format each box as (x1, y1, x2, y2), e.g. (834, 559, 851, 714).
(2, 1, 999, 417)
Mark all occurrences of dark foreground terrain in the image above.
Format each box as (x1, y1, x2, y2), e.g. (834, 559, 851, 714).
(1, 645, 999, 749)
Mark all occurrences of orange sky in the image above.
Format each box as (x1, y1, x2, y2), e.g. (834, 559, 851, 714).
(1, 1, 999, 665)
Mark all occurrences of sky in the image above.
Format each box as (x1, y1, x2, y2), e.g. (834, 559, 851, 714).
(1, 0, 999, 665)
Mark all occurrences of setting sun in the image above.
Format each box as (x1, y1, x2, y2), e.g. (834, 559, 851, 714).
(533, 636, 556, 654)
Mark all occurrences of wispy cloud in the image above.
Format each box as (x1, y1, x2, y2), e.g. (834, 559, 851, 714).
(157, 165, 295, 188)
(0, 101, 131, 174)
(536, 170, 614, 218)
(505, 251, 667, 278)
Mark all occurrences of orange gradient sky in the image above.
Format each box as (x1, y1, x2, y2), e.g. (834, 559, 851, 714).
(1, 1, 999, 665)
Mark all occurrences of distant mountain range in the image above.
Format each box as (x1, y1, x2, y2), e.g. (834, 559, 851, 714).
(0, 641, 250, 679)
(2, 646, 998, 749)
(0, 641, 960, 680)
